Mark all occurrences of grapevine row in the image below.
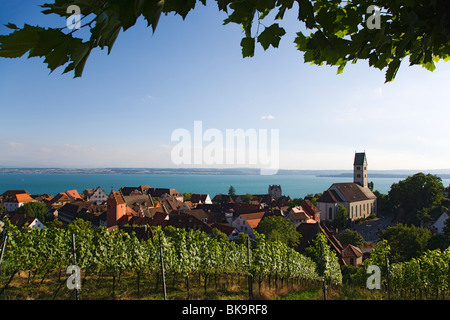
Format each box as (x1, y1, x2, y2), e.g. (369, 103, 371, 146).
(0, 219, 325, 298)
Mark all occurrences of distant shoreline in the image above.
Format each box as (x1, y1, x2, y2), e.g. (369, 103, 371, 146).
(1, 167, 450, 179)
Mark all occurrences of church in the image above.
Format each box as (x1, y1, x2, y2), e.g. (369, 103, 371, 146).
(316, 152, 377, 222)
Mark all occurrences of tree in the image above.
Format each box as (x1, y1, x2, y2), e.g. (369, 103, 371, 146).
(379, 224, 432, 263)
(1, 1, 449, 81)
(388, 173, 444, 224)
(334, 204, 349, 228)
(257, 216, 301, 248)
(242, 193, 254, 203)
(183, 192, 193, 201)
(16, 201, 48, 221)
(338, 229, 365, 248)
(305, 233, 342, 299)
(210, 228, 229, 242)
(287, 197, 303, 210)
(373, 190, 392, 215)
(228, 185, 236, 196)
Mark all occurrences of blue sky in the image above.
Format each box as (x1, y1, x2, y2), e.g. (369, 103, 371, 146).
(1, 1, 450, 171)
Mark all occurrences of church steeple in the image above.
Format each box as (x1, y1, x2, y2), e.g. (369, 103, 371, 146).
(353, 152, 368, 188)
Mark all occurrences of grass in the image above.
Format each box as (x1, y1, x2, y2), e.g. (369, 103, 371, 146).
(0, 269, 415, 301)
(278, 287, 322, 300)
(0, 270, 258, 300)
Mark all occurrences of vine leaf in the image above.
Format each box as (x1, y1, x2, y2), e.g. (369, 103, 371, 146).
(257, 23, 286, 50)
(240, 36, 255, 57)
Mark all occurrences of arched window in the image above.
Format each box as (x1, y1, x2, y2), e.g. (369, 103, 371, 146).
(329, 207, 333, 220)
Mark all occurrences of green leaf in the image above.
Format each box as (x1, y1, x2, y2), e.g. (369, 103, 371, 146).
(5, 23, 19, 30)
(257, 23, 286, 50)
(141, 0, 164, 32)
(337, 61, 346, 74)
(385, 58, 401, 82)
(0, 24, 40, 58)
(240, 36, 255, 58)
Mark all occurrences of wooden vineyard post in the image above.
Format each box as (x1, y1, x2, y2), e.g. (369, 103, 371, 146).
(159, 234, 167, 300)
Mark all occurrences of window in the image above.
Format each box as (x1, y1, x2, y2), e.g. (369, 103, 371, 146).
(357, 174, 361, 178)
(357, 166, 360, 170)
(328, 207, 333, 220)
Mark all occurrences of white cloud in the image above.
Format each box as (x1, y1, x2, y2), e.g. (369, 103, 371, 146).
(261, 115, 274, 120)
(373, 87, 383, 95)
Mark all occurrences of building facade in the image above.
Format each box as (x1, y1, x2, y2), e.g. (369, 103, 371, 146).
(316, 152, 377, 222)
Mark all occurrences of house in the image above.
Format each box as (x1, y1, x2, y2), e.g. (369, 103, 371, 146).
(57, 201, 107, 226)
(211, 223, 239, 240)
(301, 200, 321, 221)
(431, 210, 450, 234)
(1, 190, 30, 198)
(123, 194, 155, 215)
(48, 192, 73, 208)
(184, 208, 213, 224)
(286, 206, 315, 227)
(212, 194, 234, 204)
(47, 189, 83, 209)
(316, 152, 377, 222)
(167, 212, 212, 233)
(3, 193, 36, 212)
(190, 194, 212, 205)
(9, 214, 45, 229)
(232, 202, 263, 214)
(179, 201, 194, 211)
(65, 189, 82, 201)
(119, 185, 152, 196)
(147, 188, 184, 202)
(232, 212, 265, 239)
(83, 187, 108, 205)
(342, 244, 363, 267)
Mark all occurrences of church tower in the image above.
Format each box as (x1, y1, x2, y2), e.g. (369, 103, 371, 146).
(353, 152, 368, 188)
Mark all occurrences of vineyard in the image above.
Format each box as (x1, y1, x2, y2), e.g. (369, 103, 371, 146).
(3, 217, 450, 300)
(351, 240, 450, 300)
(0, 219, 339, 300)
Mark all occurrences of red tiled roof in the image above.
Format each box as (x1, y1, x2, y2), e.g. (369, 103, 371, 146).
(342, 244, 363, 258)
(301, 200, 320, 217)
(66, 189, 82, 200)
(111, 191, 126, 205)
(14, 193, 35, 203)
(239, 212, 265, 229)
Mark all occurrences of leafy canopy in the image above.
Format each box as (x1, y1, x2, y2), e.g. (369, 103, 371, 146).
(16, 201, 48, 221)
(388, 172, 444, 224)
(1, 0, 450, 81)
(257, 215, 301, 248)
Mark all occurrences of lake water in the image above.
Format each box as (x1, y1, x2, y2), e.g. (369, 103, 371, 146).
(1, 173, 449, 198)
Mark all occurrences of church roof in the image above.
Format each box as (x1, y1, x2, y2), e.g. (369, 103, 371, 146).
(353, 152, 367, 165)
(317, 190, 343, 203)
(332, 183, 377, 202)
